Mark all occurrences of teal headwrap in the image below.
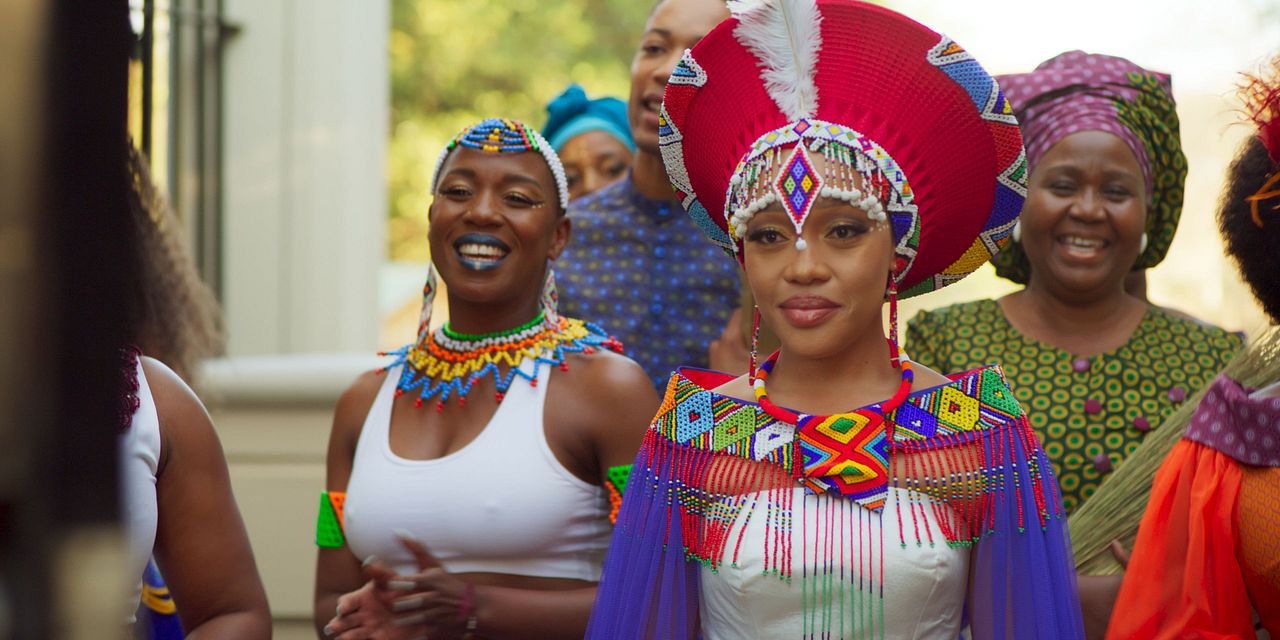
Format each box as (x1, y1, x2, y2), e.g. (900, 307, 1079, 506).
(542, 84, 636, 153)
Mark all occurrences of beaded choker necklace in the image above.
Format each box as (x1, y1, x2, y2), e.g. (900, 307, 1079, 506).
(382, 311, 623, 411)
(751, 350, 916, 429)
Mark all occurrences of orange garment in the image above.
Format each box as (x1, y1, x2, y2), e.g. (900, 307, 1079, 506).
(1107, 440, 1256, 639)
(1238, 467, 1280, 634)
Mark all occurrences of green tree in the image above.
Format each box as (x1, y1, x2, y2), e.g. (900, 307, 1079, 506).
(388, 0, 652, 260)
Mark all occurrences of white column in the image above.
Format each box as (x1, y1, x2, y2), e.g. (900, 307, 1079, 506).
(222, 0, 387, 355)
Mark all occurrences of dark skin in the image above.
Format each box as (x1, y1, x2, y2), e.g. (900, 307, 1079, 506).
(314, 147, 657, 640)
(143, 357, 271, 639)
(558, 130, 632, 201)
(998, 131, 1150, 356)
(642, 0, 748, 375)
(627, 0, 730, 201)
(994, 131, 1149, 639)
(712, 159, 948, 431)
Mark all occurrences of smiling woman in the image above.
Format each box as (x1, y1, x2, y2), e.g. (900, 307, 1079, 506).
(907, 52, 1244, 521)
(314, 118, 659, 640)
(542, 84, 635, 201)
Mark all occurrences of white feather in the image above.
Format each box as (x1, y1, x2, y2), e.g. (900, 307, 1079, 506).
(731, 0, 822, 121)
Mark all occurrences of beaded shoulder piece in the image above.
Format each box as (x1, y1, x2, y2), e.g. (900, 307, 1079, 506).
(381, 312, 623, 411)
(645, 364, 1059, 568)
(592, 363, 1081, 639)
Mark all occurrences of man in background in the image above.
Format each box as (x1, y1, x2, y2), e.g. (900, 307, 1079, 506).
(556, 0, 738, 390)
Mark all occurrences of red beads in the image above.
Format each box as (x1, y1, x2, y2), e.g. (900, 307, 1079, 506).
(1072, 358, 1091, 373)
(1133, 416, 1151, 432)
(1167, 386, 1186, 403)
(1084, 399, 1103, 415)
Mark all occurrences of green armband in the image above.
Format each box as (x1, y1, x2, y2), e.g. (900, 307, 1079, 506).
(316, 491, 346, 548)
(605, 465, 632, 525)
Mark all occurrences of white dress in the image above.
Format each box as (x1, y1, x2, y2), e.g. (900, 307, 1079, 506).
(120, 360, 161, 618)
(699, 488, 969, 639)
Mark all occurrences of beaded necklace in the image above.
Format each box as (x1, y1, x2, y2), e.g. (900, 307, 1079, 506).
(382, 311, 622, 411)
(751, 349, 916, 429)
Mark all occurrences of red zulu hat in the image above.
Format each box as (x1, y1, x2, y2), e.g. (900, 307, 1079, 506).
(659, 0, 1026, 298)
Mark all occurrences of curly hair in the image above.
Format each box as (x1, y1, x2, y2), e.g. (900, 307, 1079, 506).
(126, 144, 225, 384)
(1218, 136, 1280, 324)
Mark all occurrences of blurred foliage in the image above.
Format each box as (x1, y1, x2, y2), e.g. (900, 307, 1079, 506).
(388, 0, 653, 261)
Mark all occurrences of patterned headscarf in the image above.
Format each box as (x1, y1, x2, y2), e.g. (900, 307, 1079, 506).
(994, 51, 1187, 283)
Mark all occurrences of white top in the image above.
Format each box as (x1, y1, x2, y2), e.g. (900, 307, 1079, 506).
(699, 487, 969, 640)
(344, 361, 611, 580)
(120, 360, 162, 616)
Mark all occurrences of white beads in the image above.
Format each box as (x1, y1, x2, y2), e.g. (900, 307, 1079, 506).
(814, 185, 885, 222)
(795, 238, 808, 250)
(728, 192, 777, 240)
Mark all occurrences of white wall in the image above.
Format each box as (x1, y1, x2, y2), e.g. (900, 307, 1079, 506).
(216, 0, 389, 629)
(203, 355, 381, 624)
(222, 0, 388, 355)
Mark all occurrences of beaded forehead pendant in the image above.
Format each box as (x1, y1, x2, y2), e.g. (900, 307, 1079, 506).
(725, 119, 911, 258)
(430, 117, 571, 211)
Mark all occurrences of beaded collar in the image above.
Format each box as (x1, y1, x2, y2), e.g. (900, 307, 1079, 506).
(752, 349, 916, 428)
(381, 311, 623, 411)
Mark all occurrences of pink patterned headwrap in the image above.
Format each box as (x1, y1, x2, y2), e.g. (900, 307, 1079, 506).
(999, 51, 1167, 194)
(994, 50, 1187, 283)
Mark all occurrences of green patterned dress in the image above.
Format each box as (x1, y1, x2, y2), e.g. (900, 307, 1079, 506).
(905, 299, 1243, 513)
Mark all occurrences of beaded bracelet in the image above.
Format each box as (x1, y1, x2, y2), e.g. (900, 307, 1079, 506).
(315, 491, 346, 548)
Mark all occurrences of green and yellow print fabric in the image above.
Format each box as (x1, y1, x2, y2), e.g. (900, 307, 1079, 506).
(906, 299, 1242, 513)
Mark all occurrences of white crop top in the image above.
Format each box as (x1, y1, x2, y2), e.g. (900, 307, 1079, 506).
(699, 487, 970, 639)
(120, 360, 161, 617)
(343, 361, 611, 581)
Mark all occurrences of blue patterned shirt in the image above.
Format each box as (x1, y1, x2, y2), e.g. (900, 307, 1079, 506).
(558, 176, 740, 390)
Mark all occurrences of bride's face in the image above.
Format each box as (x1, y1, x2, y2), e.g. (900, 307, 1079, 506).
(741, 153, 895, 361)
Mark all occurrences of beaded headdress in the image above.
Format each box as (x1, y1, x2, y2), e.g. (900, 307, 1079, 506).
(660, 0, 1026, 298)
(431, 117, 571, 211)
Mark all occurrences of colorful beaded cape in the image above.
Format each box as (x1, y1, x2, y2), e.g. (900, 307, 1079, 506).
(588, 365, 1084, 638)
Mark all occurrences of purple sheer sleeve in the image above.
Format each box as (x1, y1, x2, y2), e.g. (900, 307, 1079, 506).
(586, 431, 701, 639)
(964, 418, 1084, 639)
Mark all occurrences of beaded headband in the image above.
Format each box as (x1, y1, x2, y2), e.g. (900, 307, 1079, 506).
(430, 117, 571, 211)
(723, 119, 916, 269)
